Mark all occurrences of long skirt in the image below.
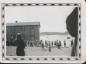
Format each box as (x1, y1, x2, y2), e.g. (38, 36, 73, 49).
(16, 47, 25, 56)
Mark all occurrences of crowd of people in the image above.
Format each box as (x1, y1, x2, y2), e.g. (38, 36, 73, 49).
(6, 33, 74, 56)
(7, 37, 74, 48)
(26, 40, 74, 48)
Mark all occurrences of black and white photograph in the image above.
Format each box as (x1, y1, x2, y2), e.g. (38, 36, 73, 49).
(1, 0, 86, 63)
(5, 4, 80, 57)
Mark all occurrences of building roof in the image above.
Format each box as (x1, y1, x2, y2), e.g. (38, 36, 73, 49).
(6, 22, 40, 26)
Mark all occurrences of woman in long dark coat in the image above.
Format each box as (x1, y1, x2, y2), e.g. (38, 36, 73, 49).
(15, 33, 25, 56)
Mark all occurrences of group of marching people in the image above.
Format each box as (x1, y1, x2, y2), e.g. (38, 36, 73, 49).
(26, 39, 74, 49)
(26, 40, 74, 52)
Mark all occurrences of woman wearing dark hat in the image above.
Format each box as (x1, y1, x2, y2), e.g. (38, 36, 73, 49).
(15, 33, 25, 56)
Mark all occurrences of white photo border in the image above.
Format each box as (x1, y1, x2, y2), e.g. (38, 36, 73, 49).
(1, 3, 81, 62)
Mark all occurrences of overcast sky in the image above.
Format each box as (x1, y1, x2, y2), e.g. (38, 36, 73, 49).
(5, 6, 76, 32)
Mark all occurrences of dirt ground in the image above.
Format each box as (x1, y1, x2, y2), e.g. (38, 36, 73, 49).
(6, 46, 72, 56)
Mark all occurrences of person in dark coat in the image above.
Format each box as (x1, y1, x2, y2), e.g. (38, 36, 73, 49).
(29, 40, 32, 47)
(35, 40, 38, 47)
(58, 41, 61, 49)
(6, 40, 10, 46)
(54, 41, 57, 46)
(56, 40, 58, 48)
(60, 41, 61, 47)
(64, 41, 66, 47)
(49, 42, 51, 52)
(42, 43, 44, 48)
(30, 40, 33, 47)
(27, 41, 29, 46)
(39, 40, 42, 46)
(45, 40, 48, 47)
(15, 33, 25, 56)
(51, 41, 53, 47)
(71, 40, 74, 47)
(31, 40, 34, 47)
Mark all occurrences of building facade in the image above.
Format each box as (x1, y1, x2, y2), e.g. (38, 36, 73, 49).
(6, 22, 40, 44)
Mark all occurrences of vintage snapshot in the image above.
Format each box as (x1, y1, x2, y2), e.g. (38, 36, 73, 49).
(1, 0, 85, 63)
(5, 4, 80, 57)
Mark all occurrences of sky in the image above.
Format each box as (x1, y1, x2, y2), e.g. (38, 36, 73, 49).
(5, 6, 76, 32)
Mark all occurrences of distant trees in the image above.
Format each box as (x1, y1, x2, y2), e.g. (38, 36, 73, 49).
(66, 7, 78, 56)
